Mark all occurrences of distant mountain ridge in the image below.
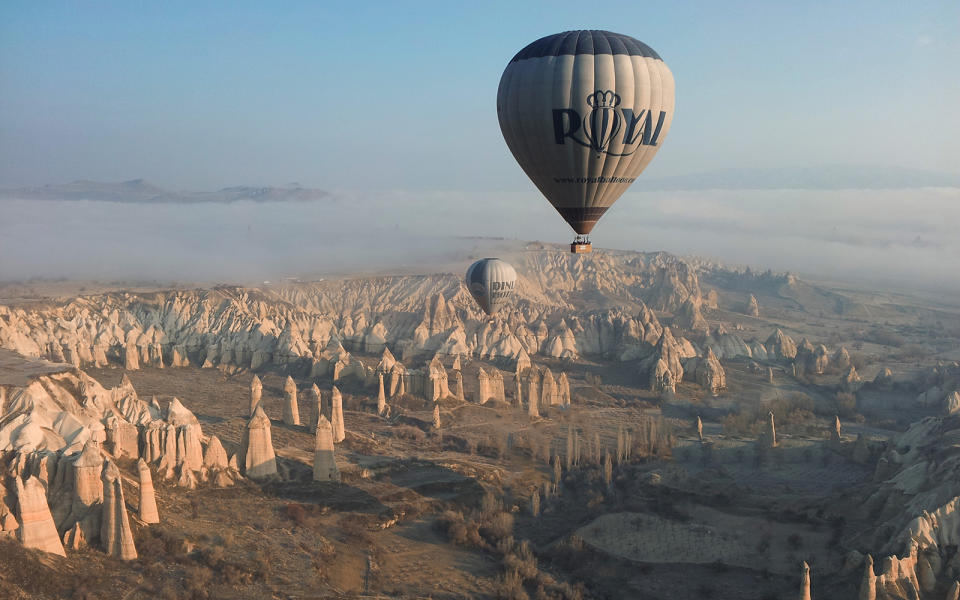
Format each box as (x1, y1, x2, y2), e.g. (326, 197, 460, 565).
(0, 179, 330, 203)
(639, 165, 960, 190)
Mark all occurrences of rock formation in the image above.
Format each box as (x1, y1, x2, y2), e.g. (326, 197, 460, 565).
(767, 411, 777, 448)
(643, 327, 691, 391)
(872, 367, 894, 389)
(799, 561, 811, 600)
(69, 440, 104, 541)
(695, 348, 726, 395)
(704, 288, 719, 309)
(842, 366, 863, 392)
(766, 329, 798, 359)
(696, 416, 703, 442)
(330, 385, 345, 443)
(860, 555, 876, 600)
(282, 375, 300, 426)
(476, 367, 491, 404)
(137, 459, 159, 524)
(651, 359, 675, 394)
(944, 391, 960, 415)
(203, 435, 229, 471)
(454, 370, 464, 402)
(947, 581, 960, 600)
(242, 405, 277, 479)
(746, 294, 760, 317)
(377, 373, 387, 416)
(312, 415, 340, 482)
(100, 461, 137, 560)
(249, 374, 262, 417)
(15, 475, 65, 556)
(433, 404, 441, 429)
(527, 369, 539, 413)
(557, 372, 571, 407)
(541, 369, 558, 406)
(309, 383, 323, 431)
(106, 415, 139, 458)
(178, 423, 204, 472)
(63, 522, 85, 550)
(674, 296, 708, 332)
(834, 346, 852, 370)
(527, 372, 540, 419)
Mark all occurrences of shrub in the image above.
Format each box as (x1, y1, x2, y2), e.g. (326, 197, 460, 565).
(281, 503, 308, 526)
(184, 565, 213, 599)
(494, 570, 529, 600)
(482, 512, 515, 544)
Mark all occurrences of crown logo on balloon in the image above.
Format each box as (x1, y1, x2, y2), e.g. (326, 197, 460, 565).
(586, 90, 621, 109)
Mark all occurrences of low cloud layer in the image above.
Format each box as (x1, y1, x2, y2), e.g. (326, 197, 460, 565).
(1, 187, 957, 292)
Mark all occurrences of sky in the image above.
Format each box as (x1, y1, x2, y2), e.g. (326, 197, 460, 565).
(1, 2, 958, 290)
(1, 1, 958, 190)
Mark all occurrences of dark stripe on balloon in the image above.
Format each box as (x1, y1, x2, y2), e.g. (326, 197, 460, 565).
(510, 30, 661, 63)
(553, 206, 610, 235)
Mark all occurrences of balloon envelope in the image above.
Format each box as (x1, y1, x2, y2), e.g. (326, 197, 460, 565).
(497, 30, 675, 236)
(465, 258, 517, 315)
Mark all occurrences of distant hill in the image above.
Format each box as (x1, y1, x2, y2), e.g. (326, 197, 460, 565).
(639, 165, 960, 191)
(0, 179, 331, 203)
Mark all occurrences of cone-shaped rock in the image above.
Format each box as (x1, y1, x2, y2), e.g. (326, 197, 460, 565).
(15, 476, 66, 556)
(179, 423, 204, 471)
(312, 415, 340, 482)
(202, 435, 229, 470)
(767, 411, 777, 448)
(311, 383, 323, 430)
(242, 405, 277, 479)
(799, 561, 811, 600)
(515, 374, 523, 409)
(249, 375, 262, 417)
(63, 522, 85, 550)
(377, 373, 387, 416)
(331, 386, 345, 443)
(282, 376, 300, 426)
(860, 555, 876, 600)
(101, 462, 137, 560)
(137, 459, 159, 524)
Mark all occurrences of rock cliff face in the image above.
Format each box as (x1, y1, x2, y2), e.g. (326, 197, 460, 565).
(850, 412, 960, 598)
(0, 251, 708, 372)
(15, 475, 65, 556)
(101, 461, 137, 560)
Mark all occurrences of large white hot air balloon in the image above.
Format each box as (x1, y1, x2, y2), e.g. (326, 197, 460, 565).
(465, 258, 517, 316)
(497, 30, 675, 253)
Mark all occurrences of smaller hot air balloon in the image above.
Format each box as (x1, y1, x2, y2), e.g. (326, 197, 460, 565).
(466, 258, 517, 316)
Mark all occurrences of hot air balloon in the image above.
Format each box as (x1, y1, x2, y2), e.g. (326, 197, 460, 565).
(465, 258, 517, 316)
(497, 30, 675, 253)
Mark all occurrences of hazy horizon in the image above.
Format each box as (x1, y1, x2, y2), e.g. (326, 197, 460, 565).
(2, 184, 957, 295)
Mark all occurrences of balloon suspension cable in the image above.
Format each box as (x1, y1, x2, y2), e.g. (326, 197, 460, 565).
(570, 235, 592, 254)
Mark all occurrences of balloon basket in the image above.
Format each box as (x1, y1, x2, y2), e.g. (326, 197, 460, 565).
(570, 242, 592, 254)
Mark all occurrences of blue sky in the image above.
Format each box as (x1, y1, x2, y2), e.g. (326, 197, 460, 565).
(1, 1, 958, 190)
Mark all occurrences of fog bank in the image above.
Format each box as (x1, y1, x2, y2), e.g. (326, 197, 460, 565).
(1, 187, 957, 291)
